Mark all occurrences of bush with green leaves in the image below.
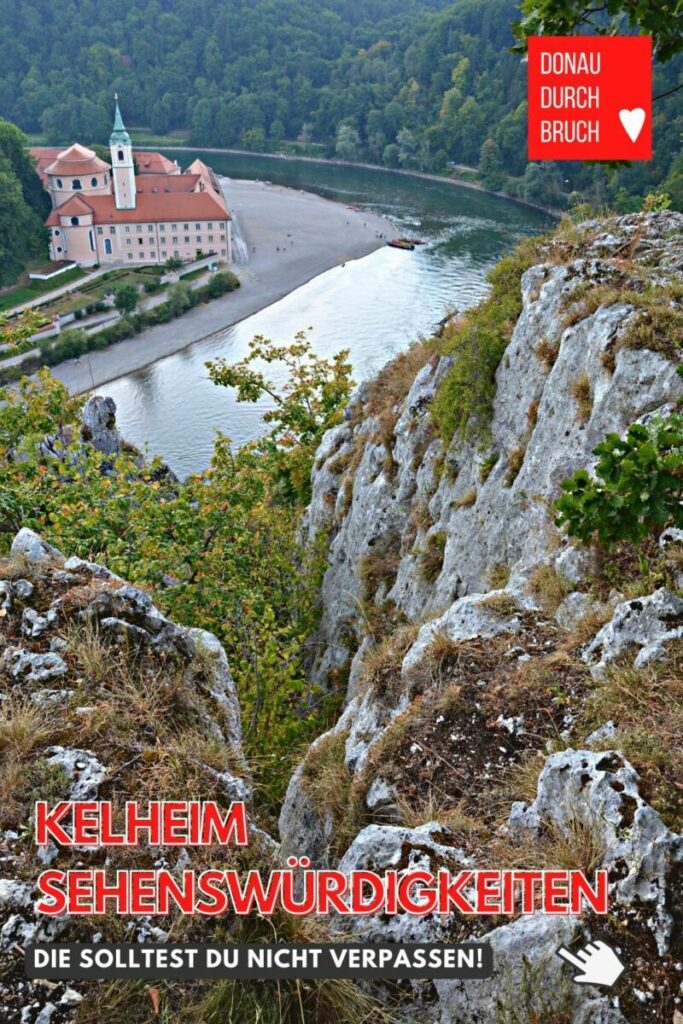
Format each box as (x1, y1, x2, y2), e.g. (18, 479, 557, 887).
(556, 413, 683, 546)
(0, 333, 352, 816)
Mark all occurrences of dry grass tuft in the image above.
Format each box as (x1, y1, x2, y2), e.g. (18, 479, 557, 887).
(504, 446, 526, 487)
(452, 487, 477, 509)
(570, 370, 593, 423)
(527, 565, 573, 616)
(418, 530, 447, 582)
(535, 337, 559, 370)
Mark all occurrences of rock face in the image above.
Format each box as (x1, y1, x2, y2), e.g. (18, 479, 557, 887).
(305, 212, 683, 684)
(281, 212, 683, 1023)
(0, 530, 250, 1022)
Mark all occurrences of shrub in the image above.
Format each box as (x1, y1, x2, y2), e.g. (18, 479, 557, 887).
(556, 413, 683, 545)
(431, 237, 544, 444)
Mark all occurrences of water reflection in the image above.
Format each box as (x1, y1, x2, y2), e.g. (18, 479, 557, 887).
(99, 156, 549, 477)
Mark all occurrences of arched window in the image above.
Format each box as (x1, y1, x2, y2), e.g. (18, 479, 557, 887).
(89, 230, 95, 252)
(91, 177, 98, 187)
(104, 238, 112, 256)
(72, 179, 82, 190)
(70, 216, 79, 226)
(56, 178, 63, 188)
(118, 150, 124, 162)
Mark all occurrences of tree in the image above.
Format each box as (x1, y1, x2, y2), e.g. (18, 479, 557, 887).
(521, 161, 564, 207)
(113, 284, 138, 316)
(515, 0, 683, 62)
(335, 123, 361, 161)
(479, 137, 505, 190)
(207, 331, 353, 503)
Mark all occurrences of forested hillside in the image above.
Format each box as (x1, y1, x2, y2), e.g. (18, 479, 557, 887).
(1, 0, 681, 208)
(0, 121, 49, 285)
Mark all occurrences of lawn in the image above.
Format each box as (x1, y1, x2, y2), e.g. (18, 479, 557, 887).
(0, 268, 86, 313)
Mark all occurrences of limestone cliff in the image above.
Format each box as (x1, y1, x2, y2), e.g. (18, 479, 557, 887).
(281, 211, 683, 1023)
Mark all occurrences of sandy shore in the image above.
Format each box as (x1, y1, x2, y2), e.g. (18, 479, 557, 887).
(51, 179, 396, 395)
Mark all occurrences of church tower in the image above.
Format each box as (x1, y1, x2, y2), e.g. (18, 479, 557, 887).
(110, 95, 136, 210)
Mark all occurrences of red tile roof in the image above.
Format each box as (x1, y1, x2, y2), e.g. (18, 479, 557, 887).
(47, 186, 230, 226)
(45, 143, 109, 177)
(135, 150, 179, 175)
(47, 195, 95, 220)
(136, 173, 201, 194)
(29, 147, 63, 187)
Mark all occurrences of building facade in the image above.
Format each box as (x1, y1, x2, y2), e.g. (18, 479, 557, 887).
(31, 100, 232, 268)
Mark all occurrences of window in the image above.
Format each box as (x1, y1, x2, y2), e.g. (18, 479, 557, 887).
(221, 249, 226, 256)
(128, 253, 133, 260)
(138, 237, 143, 245)
(96, 226, 103, 235)
(183, 223, 189, 231)
(118, 149, 124, 162)
(159, 224, 165, 230)
(89, 230, 95, 252)
(139, 252, 145, 259)
(220, 234, 225, 241)
(56, 246, 63, 253)
(53, 229, 60, 236)
(56, 178, 63, 188)
(104, 174, 108, 184)
(171, 224, 177, 231)
(207, 222, 213, 229)
(126, 238, 131, 246)
(160, 236, 166, 244)
(148, 224, 154, 233)
(136, 225, 142, 233)
(110, 226, 116, 234)
(91, 177, 98, 187)
(104, 238, 112, 256)
(72, 179, 82, 190)
(70, 216, 79, 226)
(208, 235, 214, 242)
(161, 251, 167, 258)
(184, 236, 190, 244)
(196, 235, 201, 243)
(172, 236, 178, 244)
(174, 250, 180, 258)
(125, 226, 131, 233)
(195, 223, 201, 230)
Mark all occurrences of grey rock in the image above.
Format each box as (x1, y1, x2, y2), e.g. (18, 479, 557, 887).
(80, 395, 121, 455)
(5, 649, 67, 684)
(555, 591, 604, 631)
(45, 747, 106, 800)
(583, 588, 683, 676)
(12, 579, 34, 601)
(21, 607, 49, 639)
(402, 591, 533, 675)
(508, 748, 682, 954)
(10, 529, 62, 567)
(584, 721, 616, 747)
(554, 544, 596, 586)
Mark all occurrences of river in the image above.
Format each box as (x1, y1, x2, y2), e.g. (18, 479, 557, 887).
(99, 153, 550, 477)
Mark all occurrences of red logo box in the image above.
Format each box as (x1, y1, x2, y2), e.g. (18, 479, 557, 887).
(528, 36, 652, 161)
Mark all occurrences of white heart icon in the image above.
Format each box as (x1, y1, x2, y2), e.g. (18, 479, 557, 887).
(619, 108, 646, 143)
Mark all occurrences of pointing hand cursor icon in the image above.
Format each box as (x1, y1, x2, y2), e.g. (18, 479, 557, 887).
(557, 941, 625, 987)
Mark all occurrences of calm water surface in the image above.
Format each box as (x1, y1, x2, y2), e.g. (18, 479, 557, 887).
(100, 154, 549, 477)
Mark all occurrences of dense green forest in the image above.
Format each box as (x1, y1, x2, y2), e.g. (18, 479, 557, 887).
(0, 121, 48, 285)
(1, 0, 681, 209)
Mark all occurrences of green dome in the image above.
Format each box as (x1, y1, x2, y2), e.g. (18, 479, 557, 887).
(110, 98, 131, 145)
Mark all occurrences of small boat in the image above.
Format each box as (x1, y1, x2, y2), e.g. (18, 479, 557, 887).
(387, 238, 416, 251)
(405, 238, 425, 245)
